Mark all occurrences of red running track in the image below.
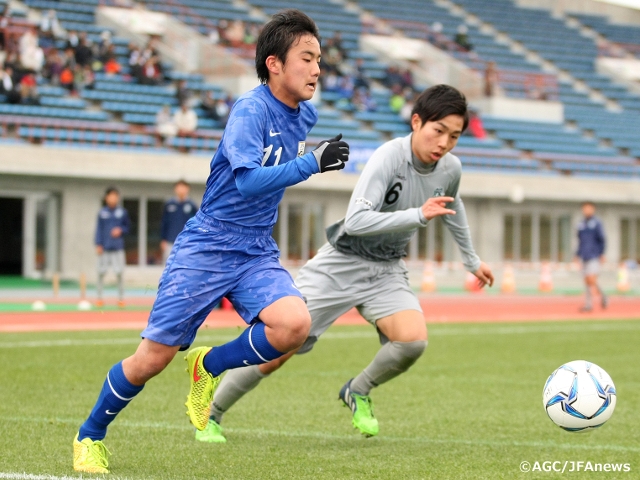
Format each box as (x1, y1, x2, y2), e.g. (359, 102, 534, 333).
(0, 295, 638, 333)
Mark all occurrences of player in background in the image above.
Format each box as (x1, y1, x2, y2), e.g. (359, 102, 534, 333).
(94, 187, 129, 308)
(160, 179, 198, 264)
(576, 201, 607, 312)
(195, 84, 494, 443)
(74, 10, 349, 473)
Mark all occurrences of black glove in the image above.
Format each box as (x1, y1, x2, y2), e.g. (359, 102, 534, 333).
(312, 133, 349, 172)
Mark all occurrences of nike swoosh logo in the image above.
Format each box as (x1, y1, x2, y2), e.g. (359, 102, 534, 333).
(269, 129, 281, 137)
(105, 410, 117, 415)
(243, 360, 251, 366)
(193, 353, 202, 382)
(325, 159, 343, 169)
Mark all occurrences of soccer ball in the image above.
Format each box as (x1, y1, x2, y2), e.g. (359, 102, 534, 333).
(542, 360, 616, 431)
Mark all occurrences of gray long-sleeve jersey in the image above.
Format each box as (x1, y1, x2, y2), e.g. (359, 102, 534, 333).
(327, 134, 481, 272)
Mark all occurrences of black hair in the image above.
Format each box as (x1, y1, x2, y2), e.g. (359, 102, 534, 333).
(174, 179, 190, 188)
(411, 84, 469, 132)
(255, 9, 320, 84)
(103, 186, 119, 206)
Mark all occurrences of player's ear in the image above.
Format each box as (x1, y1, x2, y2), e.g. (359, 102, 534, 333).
(410, 113, 423, 133)
(265, 55, 282, 77)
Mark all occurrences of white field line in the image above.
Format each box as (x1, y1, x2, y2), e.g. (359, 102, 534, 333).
(2, 415, 639, 453)
(1, 322, 639, 349)
(0, 474, 131, 480)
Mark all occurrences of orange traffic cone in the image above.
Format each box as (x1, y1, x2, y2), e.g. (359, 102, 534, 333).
(539, 262, 553, 293)
(421, 261, 436, 293)
(501, 264, 516, 294)
(617, 263, 630, 293)
(464, 271, 482, 292)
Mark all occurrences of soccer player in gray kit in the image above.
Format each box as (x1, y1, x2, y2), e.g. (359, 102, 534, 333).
(196, 84, 494, 442)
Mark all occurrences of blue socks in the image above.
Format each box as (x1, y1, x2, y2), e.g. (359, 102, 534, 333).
(78, 361, 144, 441)
(203, 321, 283, 377)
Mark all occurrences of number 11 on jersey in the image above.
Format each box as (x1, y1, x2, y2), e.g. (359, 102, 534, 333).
(262, 145, 283, 166)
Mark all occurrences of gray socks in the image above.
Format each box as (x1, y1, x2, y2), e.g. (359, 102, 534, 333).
(210, 365, 268, 423)
(117, 273, 124, 301)
(350, 341, 427, 396)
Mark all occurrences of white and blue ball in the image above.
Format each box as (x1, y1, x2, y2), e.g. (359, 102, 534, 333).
(542, 360, 616, 431)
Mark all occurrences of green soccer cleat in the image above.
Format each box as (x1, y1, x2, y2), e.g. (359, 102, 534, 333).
(195, 418, 227, 443)
(73, 433, 111, 474)
(339, 379, 379, 437)
(185, 346, 220, 431)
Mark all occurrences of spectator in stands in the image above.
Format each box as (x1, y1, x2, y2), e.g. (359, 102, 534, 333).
(102, 46, 121, 75)
(383, 66, 405, 90)
(353, 59, 370, 91)
(465, 110, 486, 139)
(400, 92, 417, 124)
(322, 37, 343, 74)
(66, 30, 79, 50)
(352, 87, 376, 112)
(59, 65, 75, 93)
(74, 33, 94, 68)
(337, 74, 354, 99)
(40, 10, 63, 44)
(160, 180, 198, 264)
(225, 20, 245, 47)
(201, 90, 231, 125)
(243, 23, 260, 46)
(128, 43, 142, 80)
(43, 48, 64, 84)
(454, 24, 473, 52)
(140, 57, 161, 85)
(173, 102, 197, 137)
(0, 5, 9, 51)
(19, 26, 44, 73)
(19, 72, 38, 104)
(63, 46, 77, 70)
(98, 31, 112, 61)
(0, 66, 21, 104)
(428, 22, 445, 48)
(389, 84, 406, 113)
(484, 61, 497, 97)
(400, 68, 414, 91)
(75, 65, 95, 91)
(176, 79, 190, 105)
(156, 104, 177, 139)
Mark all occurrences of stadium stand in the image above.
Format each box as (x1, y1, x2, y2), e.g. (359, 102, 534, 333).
(1, 0, 640, 177)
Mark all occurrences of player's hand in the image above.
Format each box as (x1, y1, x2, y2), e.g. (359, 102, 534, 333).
(473, 262, 494, 288)
(96, 245, 103, 255)
(312, 133, 349, 172)
(111, 227, 122, 238)
(421, 196, 456, 220)
(160, 240, 168, 252)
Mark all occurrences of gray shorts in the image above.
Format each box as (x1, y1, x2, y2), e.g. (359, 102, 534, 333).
(296, 243, 422, 354)
(583, 258, 600, 276)
(98, 250, 125, 275)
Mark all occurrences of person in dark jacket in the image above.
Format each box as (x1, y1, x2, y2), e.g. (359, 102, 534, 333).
(576, 201, 607, 312)
(95, 187, 130, 307)
(160, 180, 198, 263)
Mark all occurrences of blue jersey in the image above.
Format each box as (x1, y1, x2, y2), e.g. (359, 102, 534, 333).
(95, 206, 130, 251)
(200, 84, 318, 228)
(577, 216, 605, 261)
(161, 198, 198, 242)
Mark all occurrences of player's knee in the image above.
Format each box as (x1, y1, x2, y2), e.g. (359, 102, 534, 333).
(391, 340, 427, 370)
(277, 311, 311, 351)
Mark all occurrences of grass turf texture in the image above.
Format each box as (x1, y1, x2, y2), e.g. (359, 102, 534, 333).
(0, 321, 638, 479)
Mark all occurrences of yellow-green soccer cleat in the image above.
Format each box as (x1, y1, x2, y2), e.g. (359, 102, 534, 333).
(195, 418, 227, 443)
(73, 433, 111, 474)
(339, 379, 379, 437)
(185, 346, 220, 431)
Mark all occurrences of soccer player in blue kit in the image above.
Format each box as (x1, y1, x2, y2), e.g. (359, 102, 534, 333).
(73, 9, 349, 473)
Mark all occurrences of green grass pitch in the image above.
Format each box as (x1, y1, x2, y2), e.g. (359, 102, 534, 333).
(0, 320, 639, 479)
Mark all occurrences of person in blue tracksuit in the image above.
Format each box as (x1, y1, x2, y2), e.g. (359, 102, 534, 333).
(94, 186, 130, 307)
(160, 179, 198, 264)
(576, 201, 607, 311)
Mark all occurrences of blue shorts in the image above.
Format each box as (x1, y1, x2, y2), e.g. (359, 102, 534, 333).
(141, 211, 303, 350)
